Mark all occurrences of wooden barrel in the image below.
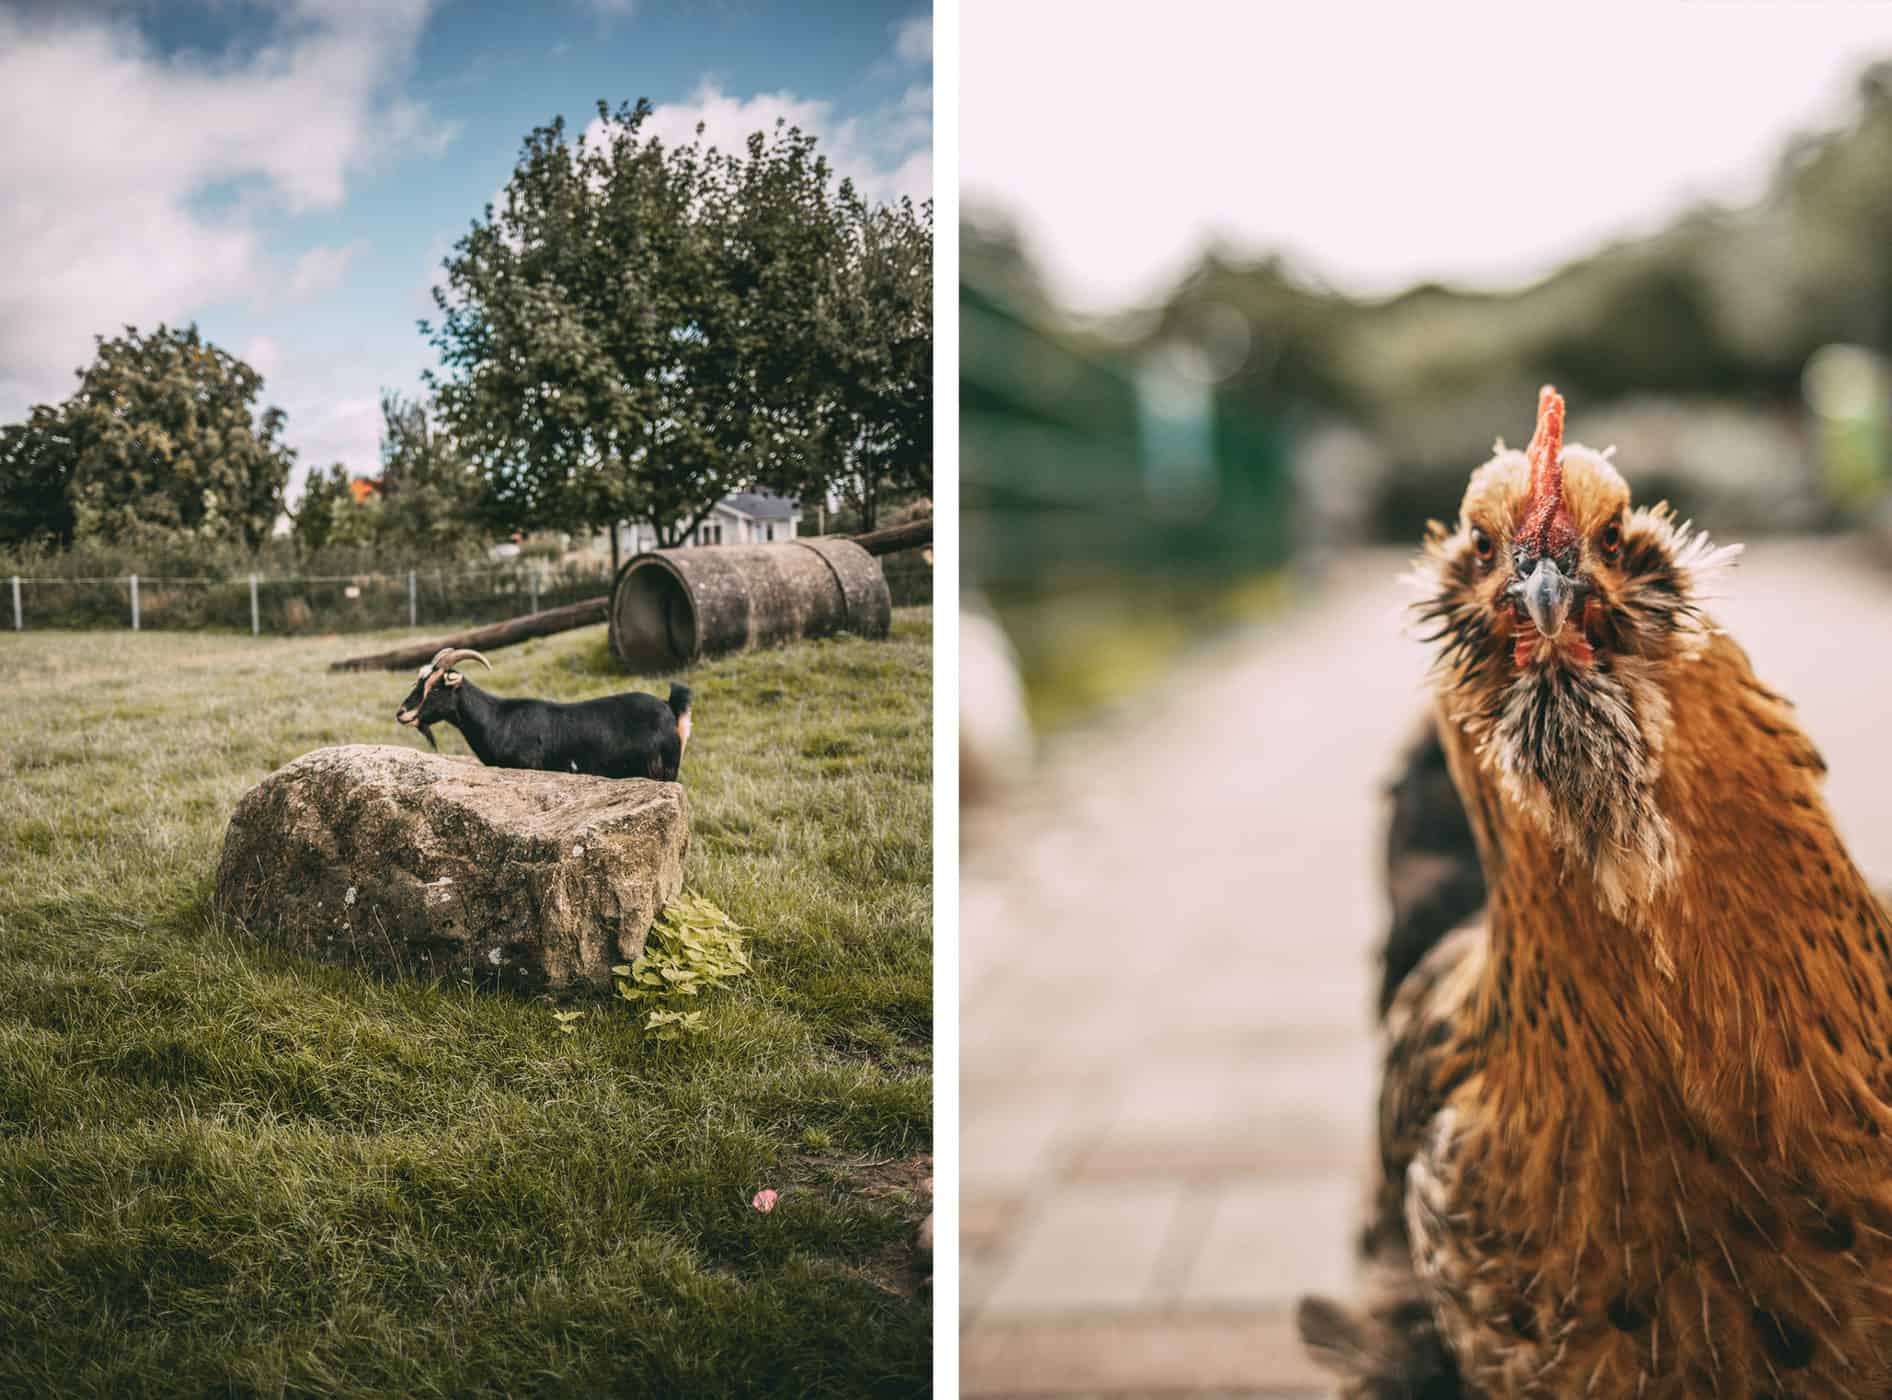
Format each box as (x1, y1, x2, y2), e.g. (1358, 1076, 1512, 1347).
(608, 538, 892, 671)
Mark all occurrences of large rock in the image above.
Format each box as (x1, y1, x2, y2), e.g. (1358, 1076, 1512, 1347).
(214, 745, 689, 993)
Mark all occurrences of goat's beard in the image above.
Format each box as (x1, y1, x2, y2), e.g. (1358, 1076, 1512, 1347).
(1486, 654, 1676, 924)
(417, 721, 440, 751)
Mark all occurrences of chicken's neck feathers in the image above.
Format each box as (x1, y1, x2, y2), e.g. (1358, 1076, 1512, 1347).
(1442, 632, 1892, 1159)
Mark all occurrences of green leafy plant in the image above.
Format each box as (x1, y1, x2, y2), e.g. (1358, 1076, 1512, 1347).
(612, 893, 752, 1037)
(642, 1009, 706, 1042)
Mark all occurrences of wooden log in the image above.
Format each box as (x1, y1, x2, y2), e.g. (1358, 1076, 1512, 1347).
(849, 516, 932, 557)
(328, 596, 609, 672)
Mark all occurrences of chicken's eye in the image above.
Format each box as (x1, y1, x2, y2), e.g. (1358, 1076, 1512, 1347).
(1470, 527, 1494, 567)
(1600, 520, 1622, 560)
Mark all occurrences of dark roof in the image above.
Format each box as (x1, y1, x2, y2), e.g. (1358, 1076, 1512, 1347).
(723, 490, 799, 521)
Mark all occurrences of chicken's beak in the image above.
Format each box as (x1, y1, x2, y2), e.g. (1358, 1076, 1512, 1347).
(1516, 558, 1576, 640)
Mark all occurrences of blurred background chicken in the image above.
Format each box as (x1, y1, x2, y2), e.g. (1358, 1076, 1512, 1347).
(1302, 387, 1892, 1396)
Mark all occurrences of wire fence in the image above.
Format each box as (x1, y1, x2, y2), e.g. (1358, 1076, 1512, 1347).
(3, 549, 929, 634)
(2, 562, 617, 635)
(880, 548, 933, 607)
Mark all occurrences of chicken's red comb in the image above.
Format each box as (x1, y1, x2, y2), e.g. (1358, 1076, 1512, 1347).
(1519, 385, 1574, 558)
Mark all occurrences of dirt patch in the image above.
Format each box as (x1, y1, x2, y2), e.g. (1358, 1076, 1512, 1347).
(786, 1150, 933, 1298)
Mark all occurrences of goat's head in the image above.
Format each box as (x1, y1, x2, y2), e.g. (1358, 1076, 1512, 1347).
(395, 647, 491, 748)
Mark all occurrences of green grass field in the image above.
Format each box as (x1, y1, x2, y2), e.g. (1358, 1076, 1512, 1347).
(0, 612, 932, 1397)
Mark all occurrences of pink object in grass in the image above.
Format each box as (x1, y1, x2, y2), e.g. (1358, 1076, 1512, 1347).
(752, 1189, 778, 1213)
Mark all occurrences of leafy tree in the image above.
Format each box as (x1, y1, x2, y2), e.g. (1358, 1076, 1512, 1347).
(63, 325, 295, 548)
(0, 325, 295, 551)
(793, 189, 933, 530)
(425, 99, 928, 558)
(375, 391, 482, 554)
(0, 404, 79, 546)
(291, 462, 367, 554)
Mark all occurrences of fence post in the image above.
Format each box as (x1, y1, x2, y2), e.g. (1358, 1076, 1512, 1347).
(130, 574, 140, 632)
(250, 574, 260, 636)
(408, 569, 417, 628)
(9, 575, 18, 631)
(529, 566, 539, 614)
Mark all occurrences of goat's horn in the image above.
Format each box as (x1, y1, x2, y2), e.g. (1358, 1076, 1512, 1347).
(418, 647, 491, 702)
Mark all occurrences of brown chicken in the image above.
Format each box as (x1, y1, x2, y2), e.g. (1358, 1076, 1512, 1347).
(1300, 386, 1892, 1397)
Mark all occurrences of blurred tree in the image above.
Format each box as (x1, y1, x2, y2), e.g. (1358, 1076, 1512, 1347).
(0, 325, 294, 550)
(375, 390, 483, 554)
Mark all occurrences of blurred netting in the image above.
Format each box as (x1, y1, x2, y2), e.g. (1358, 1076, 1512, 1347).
(6, 563, 615, 634)
(961, 271, 1296, 726)
(961, 280, 1293, 592)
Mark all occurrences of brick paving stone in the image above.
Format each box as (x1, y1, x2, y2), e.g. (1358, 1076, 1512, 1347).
(1105, 1045, 1377, 1143)
(1069, 1129, 1368, 1184)
(961, 1311, 1332, 1396)
(1146, 1182, 1220, 1304)
(964, 1194, 1024, 1253)
(982, 1181, 1190, 1314)
(963, 1246, 1007, 1319)
(1176, 1177, 1360, 1309)
(963, 1095, 1100, 1198)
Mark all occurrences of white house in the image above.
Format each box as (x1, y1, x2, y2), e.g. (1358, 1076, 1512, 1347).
(605, 490, 802, 555)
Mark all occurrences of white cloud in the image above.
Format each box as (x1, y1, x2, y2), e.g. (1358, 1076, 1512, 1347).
(253, 339, 414, 501)
(242, 334, 283, 383)
(894, 14, 931, 66)
(0, 2, 452, 418)
(288, 241, 368, 300)
(639, 83, 827, 158)
(292, 393, 386, 489)
(631, 77, 931, 207)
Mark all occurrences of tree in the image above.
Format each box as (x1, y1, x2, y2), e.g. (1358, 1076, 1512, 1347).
(0, 403, 79, 546)
(375, 391, 482, 554)
(65, 325, 295, 548)
(0, 324, 295, 551)
(795, 189, 933, 530)
(425, 99, 884, 560)
(291, 462, 372, 554)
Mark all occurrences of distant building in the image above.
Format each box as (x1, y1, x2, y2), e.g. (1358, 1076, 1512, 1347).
(605, 490, 802, 555)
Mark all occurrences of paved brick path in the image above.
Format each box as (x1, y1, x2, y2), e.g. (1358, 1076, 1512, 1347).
(960, 538, 1892, 1398)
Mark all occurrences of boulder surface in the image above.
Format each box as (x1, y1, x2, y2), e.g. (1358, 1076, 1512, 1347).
(214, 744, 689, 993)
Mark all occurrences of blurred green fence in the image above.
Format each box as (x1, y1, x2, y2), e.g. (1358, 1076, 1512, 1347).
(961, 281, 1294, 596)
(961, 275, 1299, 725)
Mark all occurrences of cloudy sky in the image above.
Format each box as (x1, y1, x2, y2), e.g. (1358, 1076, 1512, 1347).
(0, 0, 932, 499)
(964, 1, 1892, 313)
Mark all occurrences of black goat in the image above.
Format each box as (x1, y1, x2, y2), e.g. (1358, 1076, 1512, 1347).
(395, 647, 692, 781)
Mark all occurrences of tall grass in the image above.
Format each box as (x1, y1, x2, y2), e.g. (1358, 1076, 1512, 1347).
(0, 612, 932, 1396)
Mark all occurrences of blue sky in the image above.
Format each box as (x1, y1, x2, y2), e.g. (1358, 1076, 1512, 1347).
(0, 0, 932, 499)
